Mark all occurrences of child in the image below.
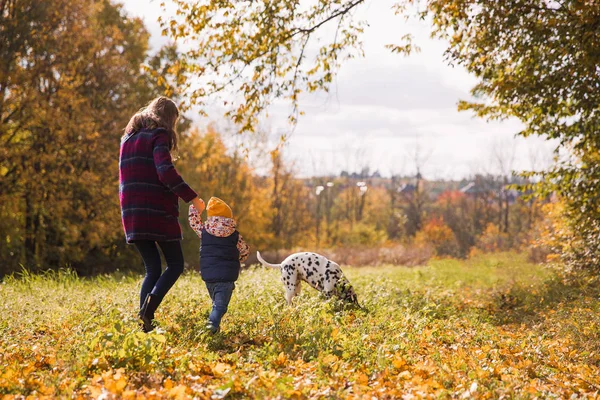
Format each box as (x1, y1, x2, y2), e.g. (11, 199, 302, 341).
(189, 197, 249, 333)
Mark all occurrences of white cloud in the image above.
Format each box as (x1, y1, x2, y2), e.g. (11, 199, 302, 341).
(121, 0, 556, 180)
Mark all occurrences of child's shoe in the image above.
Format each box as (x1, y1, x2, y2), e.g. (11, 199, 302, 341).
(205, 321, 220, 334)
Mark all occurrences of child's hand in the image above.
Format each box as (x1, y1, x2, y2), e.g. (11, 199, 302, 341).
(189, 200, 204, 238)
(192, 197, 205, 213)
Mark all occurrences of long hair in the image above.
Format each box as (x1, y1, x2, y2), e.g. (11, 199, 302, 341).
(124, 96, 180, 150)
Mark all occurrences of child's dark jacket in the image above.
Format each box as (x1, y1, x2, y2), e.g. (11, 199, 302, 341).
(189, 206, 250, 283)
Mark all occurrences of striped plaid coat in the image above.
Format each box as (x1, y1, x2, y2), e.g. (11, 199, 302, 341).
(119, 128, 197, 243)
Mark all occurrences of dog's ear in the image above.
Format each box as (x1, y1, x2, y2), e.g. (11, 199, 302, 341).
(336, 280, 358, 304)
(345, 287, 358, 304)
(349, 290, 358, 304)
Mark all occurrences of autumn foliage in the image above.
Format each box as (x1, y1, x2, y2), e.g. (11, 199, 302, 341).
(414, 218, 459, 257)
(1, 1, 598, 398)
(1, 254, 599, 398)
(0, 0, 560, 276)
(0, 0, 171, 274)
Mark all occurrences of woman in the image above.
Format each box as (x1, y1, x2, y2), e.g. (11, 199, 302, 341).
(119, 96, 205, 332)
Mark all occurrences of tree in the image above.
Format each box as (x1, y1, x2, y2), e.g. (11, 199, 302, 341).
(415, 217, 460, 257)
(394, 140, 432, 237)
(166, 0, 599, 147)
(268, 150, 314, 250)
(387, 175, 404, 240)
(420, 0, 600, 268)
(169, 0, 600, 268)
(162, 0, 379, 132)
(0, 0, 174, 274)
(488, 140, 516, 234)
(434, 190, 476, 256)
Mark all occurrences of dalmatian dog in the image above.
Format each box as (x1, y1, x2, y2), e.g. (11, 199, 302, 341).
(256, 251, 358, 305)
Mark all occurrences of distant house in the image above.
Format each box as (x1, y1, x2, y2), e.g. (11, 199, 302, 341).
(459, 182, 485, 195)
(459, 179, 500, 195)
(397, 183, 417, 194)
(459, 180, 522, 204)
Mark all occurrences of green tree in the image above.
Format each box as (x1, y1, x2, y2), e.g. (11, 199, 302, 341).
(162, 0, 374, 132)
(169, 0, 600, 268)
(418, 0, 600, 268)
(268, 150, 314, 250)
(0, 0, 174, 274)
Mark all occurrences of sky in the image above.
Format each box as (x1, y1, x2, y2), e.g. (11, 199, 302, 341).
(121, 0, 556, 180)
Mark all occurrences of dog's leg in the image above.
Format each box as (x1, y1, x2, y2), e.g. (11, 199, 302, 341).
(285, 287, 296, 305)
(284, 279, 301, 305)
(281, 264, 298, 305)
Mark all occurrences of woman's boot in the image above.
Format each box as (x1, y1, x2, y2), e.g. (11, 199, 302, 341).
(139, 293, 160, 332)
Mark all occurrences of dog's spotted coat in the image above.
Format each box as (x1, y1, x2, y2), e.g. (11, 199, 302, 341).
(257, 251, 358, 305)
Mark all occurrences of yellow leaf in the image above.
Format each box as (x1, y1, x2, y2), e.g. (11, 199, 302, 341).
(212, 362, 229, 376)
(275, 352, 288, 366)
(392, 356, 406, 369)
(169, 384, 188, 400)
(115, 377, 127, 393)
(355, 372, 369, 385)
(163, 378, 174, 390)
(322, 354, 338, 365)
(154, 334, 167, 343)
(331, 328, 339, 339)
(398, 370, 411, 380)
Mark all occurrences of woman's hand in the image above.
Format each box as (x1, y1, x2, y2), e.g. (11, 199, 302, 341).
(192, 197, 205, 213)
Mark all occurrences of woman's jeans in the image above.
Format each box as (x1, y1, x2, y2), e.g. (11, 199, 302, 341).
(205, 282, 235, 328)
(134, 240, 184, 309)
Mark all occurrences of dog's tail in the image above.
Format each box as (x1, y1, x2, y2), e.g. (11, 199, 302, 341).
(256, 251, 281, 268)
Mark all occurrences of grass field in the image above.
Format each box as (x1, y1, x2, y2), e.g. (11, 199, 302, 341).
(1, 253, 599, 399)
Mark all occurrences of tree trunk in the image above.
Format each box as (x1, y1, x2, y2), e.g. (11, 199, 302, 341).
(316, 193, 321, 248)
(24, 193, 37, 268)
(503, 177, 509, 233)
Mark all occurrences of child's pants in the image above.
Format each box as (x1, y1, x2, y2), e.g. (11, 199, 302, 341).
(205, 281, 235, 328)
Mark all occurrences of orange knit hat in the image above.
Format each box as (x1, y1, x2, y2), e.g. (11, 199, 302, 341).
(206, 197, 233, 219)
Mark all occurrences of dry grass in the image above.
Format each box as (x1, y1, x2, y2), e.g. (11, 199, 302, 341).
(1, 253, 599, 398)
(247, 244, 433, 267)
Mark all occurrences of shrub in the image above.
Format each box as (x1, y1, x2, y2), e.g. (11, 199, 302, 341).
(330, 222, 388, 247)
(414, 218, 460, 257)
(475, 223, 511, 253)
(527, 200, 569, 265)
(247, 244, 432, 267)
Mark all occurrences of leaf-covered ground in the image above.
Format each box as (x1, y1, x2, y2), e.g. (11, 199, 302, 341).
(1, 253, 599, 399)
